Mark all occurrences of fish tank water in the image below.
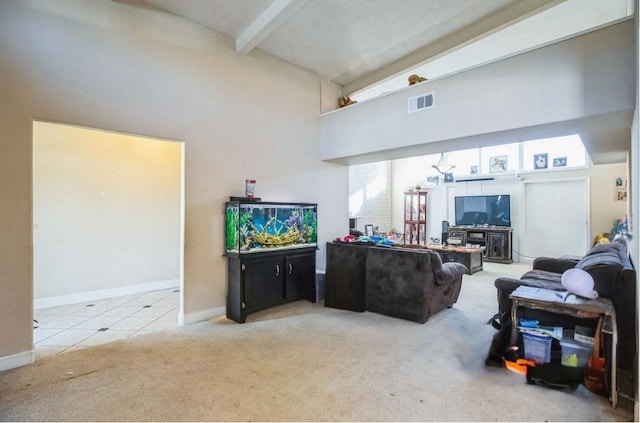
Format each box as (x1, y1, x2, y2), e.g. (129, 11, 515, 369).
(225, 200, 318, 255)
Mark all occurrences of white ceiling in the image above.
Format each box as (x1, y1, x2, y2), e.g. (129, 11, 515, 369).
(136, 0, 630, 93)
(123, 0, 634, 163)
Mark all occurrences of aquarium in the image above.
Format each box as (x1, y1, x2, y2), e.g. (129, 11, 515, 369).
(225, 200, 318, 255)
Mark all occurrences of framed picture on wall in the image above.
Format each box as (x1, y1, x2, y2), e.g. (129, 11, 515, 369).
(426, 176, 440, 185)
(553, 157, 567, 167)
(534, 153, 548, 169)
(364, 224, 374, 236)
(489, 156, 507, 173)
(614, 177, 627, 201)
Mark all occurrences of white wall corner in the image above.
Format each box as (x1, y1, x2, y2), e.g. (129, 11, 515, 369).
(0, 349, 35, 372)
(181, 306, 227, 326)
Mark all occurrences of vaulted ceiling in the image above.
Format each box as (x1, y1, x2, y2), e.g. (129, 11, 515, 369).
(121, 0, 634, 163)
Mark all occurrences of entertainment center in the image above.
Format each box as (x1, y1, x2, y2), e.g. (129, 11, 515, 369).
(447, 226, 512, 263)
(449, 194, 513, 263)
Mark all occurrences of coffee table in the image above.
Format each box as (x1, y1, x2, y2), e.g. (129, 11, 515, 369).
(426, 244, 484, 274)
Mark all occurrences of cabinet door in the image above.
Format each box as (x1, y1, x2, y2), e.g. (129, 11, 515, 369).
(243, 257, 285, 314)
(285, 253, 316, 302)
(487, 232, 506, 260)
(448, 229, 467, 244)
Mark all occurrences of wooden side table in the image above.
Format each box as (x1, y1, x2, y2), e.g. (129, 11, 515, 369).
(509, 286, 618, 408)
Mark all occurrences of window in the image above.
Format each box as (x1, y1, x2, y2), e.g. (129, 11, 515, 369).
(448, 149, 480, 176)
(521, 135, 587, 171)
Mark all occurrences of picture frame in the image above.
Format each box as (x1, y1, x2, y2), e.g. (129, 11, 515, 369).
(444, 172, 454, 183)
(489, 155, 507, 173)
(470, 165, 478, 174)
(553, 157, 567, 167)
(534, 153, 548, 170)
(614, 177, 627, 201)
(364, 224, 374, 236)
(426, 176, 440, 185)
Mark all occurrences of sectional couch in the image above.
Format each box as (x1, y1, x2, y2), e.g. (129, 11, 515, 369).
(324, 241, 467, 323)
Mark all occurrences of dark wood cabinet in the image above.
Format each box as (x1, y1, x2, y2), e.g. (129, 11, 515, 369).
(447, 226, 512, 263)
(226, 249, 316, 323)
(284, 253, 316, 301)
(487, 230, 511, 263)
(243, 256, 286, 315)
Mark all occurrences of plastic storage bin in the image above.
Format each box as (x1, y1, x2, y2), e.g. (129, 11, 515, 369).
(523, 333, 552, 364)
(560, 338, 592, 367)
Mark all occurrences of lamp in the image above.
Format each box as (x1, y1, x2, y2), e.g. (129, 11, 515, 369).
(431, 153, 455, 175)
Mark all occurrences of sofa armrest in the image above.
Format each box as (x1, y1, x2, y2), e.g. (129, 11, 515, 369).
(532, 256, 578, 274)
(429, 251, 467, 285)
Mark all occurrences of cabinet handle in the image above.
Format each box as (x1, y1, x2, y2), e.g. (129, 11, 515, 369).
(288, 263, 292, 274)
(241, 263, 245, 272)
(275, 264, 280, 276)
(242, 302, 245, 309)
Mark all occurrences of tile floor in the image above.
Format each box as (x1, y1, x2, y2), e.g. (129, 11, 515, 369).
(33, 288, 180, 359)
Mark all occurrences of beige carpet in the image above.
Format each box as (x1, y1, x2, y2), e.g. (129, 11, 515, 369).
(0, 262, 633, 422)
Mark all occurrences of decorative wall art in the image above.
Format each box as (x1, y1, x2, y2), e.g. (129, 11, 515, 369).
(444, 172, 454, 183)
(553, 157, 567, 167)
(470, 165, 478, 174)
(489, 156, 507, 173)
(534, 153, 548, 169)
(614, 177, 627, 201)
(426, 176, 440, 185)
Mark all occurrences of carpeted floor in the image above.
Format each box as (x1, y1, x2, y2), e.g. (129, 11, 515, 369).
(0, 262, 634, 421)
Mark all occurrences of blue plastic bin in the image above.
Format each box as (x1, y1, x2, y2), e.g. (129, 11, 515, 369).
(523, 332, 552, 364)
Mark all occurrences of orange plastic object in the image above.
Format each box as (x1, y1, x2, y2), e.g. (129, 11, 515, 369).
(504, 358, 536, 375)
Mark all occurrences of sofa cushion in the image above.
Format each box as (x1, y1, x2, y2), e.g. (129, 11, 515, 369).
(520, 269, 562, 285)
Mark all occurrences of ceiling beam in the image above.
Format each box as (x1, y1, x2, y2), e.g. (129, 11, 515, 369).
(343, 0, 563, 95)
(236, 0, 307, 54)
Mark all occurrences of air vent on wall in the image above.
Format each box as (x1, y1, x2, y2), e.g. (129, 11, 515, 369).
(408, 92, 434, 113)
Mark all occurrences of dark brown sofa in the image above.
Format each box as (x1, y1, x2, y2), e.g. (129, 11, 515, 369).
(486, 239, 636, 371)
(324, 241, 467, 323)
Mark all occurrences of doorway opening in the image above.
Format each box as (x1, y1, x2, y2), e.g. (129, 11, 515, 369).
(32, 121, 185, 358)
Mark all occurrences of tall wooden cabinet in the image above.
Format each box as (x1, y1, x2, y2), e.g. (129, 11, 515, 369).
(404, 190, 428, 245)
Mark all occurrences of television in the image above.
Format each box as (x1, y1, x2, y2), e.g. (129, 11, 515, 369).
(454, 195, 511, 227)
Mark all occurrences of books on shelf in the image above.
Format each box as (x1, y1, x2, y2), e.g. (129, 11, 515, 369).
(518, 325, 563, 340)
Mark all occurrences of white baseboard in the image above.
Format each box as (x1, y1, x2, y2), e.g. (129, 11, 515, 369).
(34, 279, 180, 309)
(182, 306, 226, 326)
(0, 349, 34, 372)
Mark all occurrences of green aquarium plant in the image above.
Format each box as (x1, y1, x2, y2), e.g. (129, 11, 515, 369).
(226, 206, 239, 251)
(303, 209, 317, 243)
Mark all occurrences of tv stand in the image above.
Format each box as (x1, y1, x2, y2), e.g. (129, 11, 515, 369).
(447, 226, 512, 263)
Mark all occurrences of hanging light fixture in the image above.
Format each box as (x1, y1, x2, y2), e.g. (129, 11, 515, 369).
(431, 152, 456, 175)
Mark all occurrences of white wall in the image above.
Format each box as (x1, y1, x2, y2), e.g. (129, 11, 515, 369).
(390, 157, 627, 262)
(33, 122, 182, 304)
(348, 162, 392, 234)
(0, 0, 348, 365)
(321, 21, 634, 164)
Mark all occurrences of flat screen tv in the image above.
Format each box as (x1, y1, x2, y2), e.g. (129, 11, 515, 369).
(454, 195, 511, 227)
